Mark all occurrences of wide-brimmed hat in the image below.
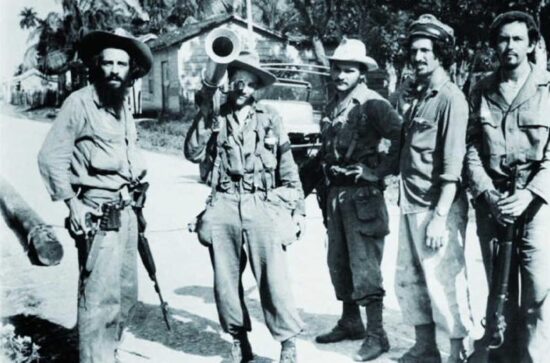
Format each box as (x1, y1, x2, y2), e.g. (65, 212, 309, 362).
(228, 50, 277, 88)
(327, 38, 378, 71)
(78, 28, 153, 78)
(408, 14, 454, 44)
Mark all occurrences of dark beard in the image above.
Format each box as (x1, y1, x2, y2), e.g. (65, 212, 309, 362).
(94, 77, 129, 115)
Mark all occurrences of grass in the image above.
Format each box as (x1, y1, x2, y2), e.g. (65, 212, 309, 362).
(136, 117, 192, 155)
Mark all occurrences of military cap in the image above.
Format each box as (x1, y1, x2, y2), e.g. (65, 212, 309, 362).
(408, 14, 454, 44)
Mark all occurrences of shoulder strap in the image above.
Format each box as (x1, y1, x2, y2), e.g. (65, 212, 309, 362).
(209, 117, 227, 201)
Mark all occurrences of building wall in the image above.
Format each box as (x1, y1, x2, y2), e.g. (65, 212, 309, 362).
(143, 21, 309, 115)
(142, 45, 181, 114)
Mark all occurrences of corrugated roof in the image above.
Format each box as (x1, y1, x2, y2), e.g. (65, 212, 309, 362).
(148, 13, 287, 51)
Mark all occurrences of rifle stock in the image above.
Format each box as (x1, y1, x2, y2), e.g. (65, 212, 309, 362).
(468, 169, 517, 362)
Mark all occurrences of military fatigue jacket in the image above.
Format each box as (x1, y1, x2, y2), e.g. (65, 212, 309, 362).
(38, 85, 146, 201)
(319, 83, 402, 181)
(465, 66, 550, 203)
(184, 101, 305, 214)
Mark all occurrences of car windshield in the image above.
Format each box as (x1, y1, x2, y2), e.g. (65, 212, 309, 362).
(257, 80, 311, 102)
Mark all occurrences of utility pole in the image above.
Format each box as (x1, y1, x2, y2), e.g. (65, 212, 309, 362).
(246, 0, 255, 49)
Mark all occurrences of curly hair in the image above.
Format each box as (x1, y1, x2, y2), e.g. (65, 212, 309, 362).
(407, 36, 455, 70)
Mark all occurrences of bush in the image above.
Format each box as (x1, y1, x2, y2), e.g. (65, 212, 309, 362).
(0, 322, 41, 363)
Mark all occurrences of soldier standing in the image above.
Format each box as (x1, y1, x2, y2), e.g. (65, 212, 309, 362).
(465, 11, 550, 363)
(311, 38, 402, 362)
(185, 50, 305, 363)
(37, 29, 152, 362)
(396, 14, 473, 363)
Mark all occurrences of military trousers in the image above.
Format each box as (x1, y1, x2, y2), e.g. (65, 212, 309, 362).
(474, 196, 550, 363)
(325, 185, 388, 305)
(395, 195, 472, 338)
(76, 196, 138, 363)
(200, 192, 303, 341)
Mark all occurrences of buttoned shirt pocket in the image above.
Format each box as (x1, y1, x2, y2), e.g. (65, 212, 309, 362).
(479, 107, 505, 157)
(408, 116, 437, 152)
(517, 109, 550, 161)
(88, 130, 125, 173)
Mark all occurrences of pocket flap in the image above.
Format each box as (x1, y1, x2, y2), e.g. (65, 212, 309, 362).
(354, 199, 378, 221)
(518, 112, 548, 127)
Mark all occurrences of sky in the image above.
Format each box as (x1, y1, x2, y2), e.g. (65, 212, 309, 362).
(0, 0, 61, 80)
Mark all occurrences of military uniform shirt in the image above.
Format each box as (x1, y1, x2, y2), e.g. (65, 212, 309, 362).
(38, 84, 146, 201)
(466, 66, 550, 203)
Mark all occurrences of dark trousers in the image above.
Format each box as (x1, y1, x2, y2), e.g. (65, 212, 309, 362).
(326, 185, 388, 305)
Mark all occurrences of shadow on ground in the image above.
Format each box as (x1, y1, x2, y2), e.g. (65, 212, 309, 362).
(172, 285, 413, 362)
(3, 314, 78, 362)
(127, 301, 273, 362)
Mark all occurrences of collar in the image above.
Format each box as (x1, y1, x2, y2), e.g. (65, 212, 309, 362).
(480, 63, 550, 110)
(425, 67, 450, 95)
(329, 82, 370, 116)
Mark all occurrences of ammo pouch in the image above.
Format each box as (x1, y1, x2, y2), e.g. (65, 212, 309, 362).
(99, 202, 122, 231)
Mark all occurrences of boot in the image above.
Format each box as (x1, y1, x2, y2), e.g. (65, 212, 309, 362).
(398, 323, 441, 363)
(316, 302, 366, 343)
(279, 337, 297, 363)
(353, 301, 389, 361)
(231, 331, 254, 363)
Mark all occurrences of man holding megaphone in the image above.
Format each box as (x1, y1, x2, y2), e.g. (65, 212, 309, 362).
(185, 46, 305, 363)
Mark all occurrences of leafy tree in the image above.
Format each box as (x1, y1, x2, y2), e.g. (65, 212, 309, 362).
(19, 7, 39, 29)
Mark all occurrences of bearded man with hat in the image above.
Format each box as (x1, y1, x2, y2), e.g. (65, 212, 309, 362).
(465, 10, 550, 362)
(307, 38, 402, 362)
(185, 49, 305, 363)
(37, 28, 152, 362)
(395, 14, 473, 363)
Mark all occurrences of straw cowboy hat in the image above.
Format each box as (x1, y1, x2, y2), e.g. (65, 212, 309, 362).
(228, 50, 277, 88)
(78, 28, 153, 78)
(327, 38, 379, 71)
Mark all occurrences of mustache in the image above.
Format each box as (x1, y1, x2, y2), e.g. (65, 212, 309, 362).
(107, 75, 123, 82)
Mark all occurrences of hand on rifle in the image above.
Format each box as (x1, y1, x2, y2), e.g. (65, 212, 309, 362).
(65, 197, 102, 235)
(497, 189, 535, 222)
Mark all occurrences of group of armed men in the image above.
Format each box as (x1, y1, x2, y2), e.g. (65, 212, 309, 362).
(36, 8, 549, 363)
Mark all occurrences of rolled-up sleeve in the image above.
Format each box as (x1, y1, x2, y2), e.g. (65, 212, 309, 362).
(439, 92, 468, 183)
(37, 96, 81, 201)
(184, 113, 214, 163)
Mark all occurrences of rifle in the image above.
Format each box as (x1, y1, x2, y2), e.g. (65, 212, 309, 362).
(133, 182, 171, 331)
(468, 169, 517, 363)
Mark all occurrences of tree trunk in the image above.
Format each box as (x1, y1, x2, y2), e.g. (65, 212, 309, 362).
(312, 35, 329, 67)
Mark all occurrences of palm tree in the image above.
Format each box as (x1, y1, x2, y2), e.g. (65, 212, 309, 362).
(19, 7, 39, 29)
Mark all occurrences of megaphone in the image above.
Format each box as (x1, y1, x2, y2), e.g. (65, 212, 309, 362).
(202, 28, 241, 88)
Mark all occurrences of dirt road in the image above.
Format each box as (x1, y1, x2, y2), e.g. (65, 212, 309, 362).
(0, 115, 488, 362)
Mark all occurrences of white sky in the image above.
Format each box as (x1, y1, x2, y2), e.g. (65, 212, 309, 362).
(0, 0, 61, 79)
